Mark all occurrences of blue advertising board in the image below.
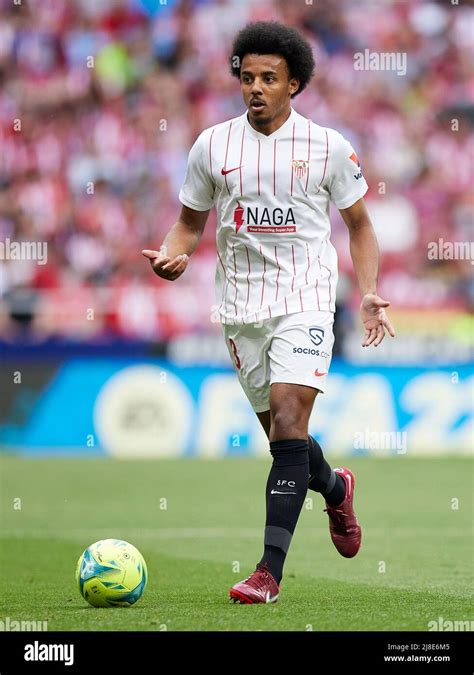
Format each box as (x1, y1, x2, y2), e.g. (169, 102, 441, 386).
(1, 359, 471, 457)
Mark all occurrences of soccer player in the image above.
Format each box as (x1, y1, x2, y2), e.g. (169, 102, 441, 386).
(143, 22, 395, 604)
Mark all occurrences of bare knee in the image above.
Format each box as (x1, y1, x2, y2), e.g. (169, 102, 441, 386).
(269, 384, 317, 442)
(270, 406, 308, 441)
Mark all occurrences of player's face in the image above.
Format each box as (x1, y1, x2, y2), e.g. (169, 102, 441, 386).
(240, 54, 299, 132)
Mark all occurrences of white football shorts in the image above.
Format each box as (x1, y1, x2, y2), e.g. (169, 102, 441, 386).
(223, 310, 335, 413)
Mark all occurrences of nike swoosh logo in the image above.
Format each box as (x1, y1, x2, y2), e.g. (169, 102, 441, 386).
(314, 369, 327, 377)
(265, 590, 279, 603)
(221, 166, 243, 175)
(271, 490, 297, 495)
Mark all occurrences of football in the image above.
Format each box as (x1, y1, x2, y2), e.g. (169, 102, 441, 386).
(76, 539, 147, 608)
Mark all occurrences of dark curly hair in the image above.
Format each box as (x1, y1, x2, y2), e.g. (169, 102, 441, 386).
(230, 22, 315, 98)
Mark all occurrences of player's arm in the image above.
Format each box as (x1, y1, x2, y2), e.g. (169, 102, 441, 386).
(339, 197, 395, 347)
(142, 205, 210, 281)
(143, 128, 214, 281)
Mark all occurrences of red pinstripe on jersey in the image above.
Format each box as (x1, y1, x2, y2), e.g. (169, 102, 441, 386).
(274, 245, 280, 301)
(232, 243, 238, 319)
(320, 258, 333, 307)
(217, 249, 228, 313)
(305, 242, 310, 285)
(244, 245, 251, 313)
(315, 255, 321, 310)
(291, 244, 296, 292)
(290, 122, 295, 196)
(273, 139, 277, 196)
(257, 139, 261, 196)
(259, 245, 266, 308)
(223, 121, 233, 194)
(305, 120, 311, 193)
(209, 128, 215, 180)
(239, 127, 245, 196)
(317, 129, 329, 192)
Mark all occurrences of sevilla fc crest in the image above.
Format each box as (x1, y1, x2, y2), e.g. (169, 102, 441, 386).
(292, 159, 309, 179)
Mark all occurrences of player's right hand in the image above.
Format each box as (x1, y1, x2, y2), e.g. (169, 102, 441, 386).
(142, 249, 189, 281)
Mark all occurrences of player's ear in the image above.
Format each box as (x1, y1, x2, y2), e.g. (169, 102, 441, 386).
(289, 78, 299, 97)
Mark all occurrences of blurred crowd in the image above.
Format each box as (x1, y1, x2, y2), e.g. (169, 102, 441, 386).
(0, 0, 472, 343)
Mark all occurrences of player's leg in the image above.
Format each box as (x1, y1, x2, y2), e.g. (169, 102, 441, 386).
(228, 313, 360, 604)
(230, 383, 313, 603)
(257, 410, 346, 507)
(224, 325, 286, 603)
(307, 434, 345, 505)
(255, 382, 314, 586)
(306, 434, 361, 558)
(267, 311, 361, 560)
(256, 410, 271, 437)
(223, 322, 272, 414)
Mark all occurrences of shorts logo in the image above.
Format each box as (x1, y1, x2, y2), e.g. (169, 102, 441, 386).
(292, 159, 309, 179)
(293, 346, 330, 358)
(309, 327, 324, 346)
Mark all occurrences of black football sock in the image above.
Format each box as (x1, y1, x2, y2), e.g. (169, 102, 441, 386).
(307, 434, 346, 506)
(258, 439, 309, 584)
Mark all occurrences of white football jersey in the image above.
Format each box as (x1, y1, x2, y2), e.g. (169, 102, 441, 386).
(179, 107, 368, 325)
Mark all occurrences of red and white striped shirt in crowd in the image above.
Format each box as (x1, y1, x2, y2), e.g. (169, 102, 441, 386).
(179, 107, 368, 325)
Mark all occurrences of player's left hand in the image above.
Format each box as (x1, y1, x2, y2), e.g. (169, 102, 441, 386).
(360, 293, 395, 347)
(142, 249, 189, 281)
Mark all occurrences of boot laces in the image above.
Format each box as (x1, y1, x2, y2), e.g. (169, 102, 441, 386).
(243, 563, 273, 590)
(324, 506, 350, 533)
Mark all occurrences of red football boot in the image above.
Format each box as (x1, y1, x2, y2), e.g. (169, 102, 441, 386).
(229, 563, 280, 604)
(324, 467, 362, 558)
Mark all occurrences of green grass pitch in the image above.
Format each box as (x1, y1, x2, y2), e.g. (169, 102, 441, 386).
(0, 455, 472, 631)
